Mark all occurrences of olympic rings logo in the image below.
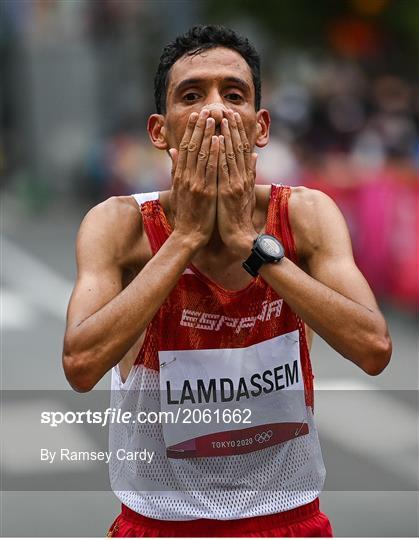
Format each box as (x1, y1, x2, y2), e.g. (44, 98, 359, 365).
(254, 430, 273, 443)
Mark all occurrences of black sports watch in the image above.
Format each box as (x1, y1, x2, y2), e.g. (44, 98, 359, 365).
(242, 234, 285, 277)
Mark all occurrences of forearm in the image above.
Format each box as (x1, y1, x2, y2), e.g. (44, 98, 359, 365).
(259, 258, 392, 374)
(63, 231, 198, 391)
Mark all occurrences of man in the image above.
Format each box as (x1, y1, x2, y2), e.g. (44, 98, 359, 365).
(63, 25, 392, 537)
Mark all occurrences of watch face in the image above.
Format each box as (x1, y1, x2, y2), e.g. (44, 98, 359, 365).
(260, 236, 282, 257)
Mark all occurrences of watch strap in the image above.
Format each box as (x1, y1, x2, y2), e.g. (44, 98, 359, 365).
(242, 250, 265, 277)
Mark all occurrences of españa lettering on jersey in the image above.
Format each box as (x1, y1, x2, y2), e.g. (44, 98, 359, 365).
(180, 299, 283, 333)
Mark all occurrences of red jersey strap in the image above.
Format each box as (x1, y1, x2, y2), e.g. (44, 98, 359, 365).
(140, 199, 171, 255)
(266, 184, 298, 264)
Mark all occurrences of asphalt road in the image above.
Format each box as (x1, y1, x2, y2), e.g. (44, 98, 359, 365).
(1, 193, 418, 537)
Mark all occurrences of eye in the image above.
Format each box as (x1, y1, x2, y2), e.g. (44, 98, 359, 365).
(182, 92, 201, 102)
(225, 93, 243, 102)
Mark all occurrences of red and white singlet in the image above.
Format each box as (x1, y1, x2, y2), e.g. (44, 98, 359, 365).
(109, 184, 326, 520)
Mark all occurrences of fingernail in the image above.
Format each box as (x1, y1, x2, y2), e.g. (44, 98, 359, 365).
(190, 112, 198, 121)
(234, 112, 240, 121)
(222, 118, 228, 126)
(200, 109, 209, 118)
(206, 117, 214, 127)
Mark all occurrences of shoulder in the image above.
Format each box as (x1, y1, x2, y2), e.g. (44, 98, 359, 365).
(288, 186, 350, 261)
(77, 195, 145, 266)
(288, 185, 336, 219)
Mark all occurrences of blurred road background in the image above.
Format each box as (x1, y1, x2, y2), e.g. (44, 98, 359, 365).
(1, 0, 418, 537)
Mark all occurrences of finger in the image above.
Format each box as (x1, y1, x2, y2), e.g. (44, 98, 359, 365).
(227, 110, 246, 174)
(177, 112, 199, 173)
(205, 135, 219, 189)
(196, 117, 215, 178)
(186, 109, 210, 171)
(218, 135, 230, 187)
(221, 118, 239, 178)
(234, 112, 252, 171)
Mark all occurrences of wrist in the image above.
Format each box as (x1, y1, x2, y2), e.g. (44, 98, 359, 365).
(169, 230, 203, 256)
(259, 254, 290, 276)
(232, 233, 258, 259)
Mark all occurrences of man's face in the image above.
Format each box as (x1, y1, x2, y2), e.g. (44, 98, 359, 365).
(150, 46, 269, 151)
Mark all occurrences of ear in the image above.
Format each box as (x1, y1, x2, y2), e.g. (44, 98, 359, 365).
(147, 114, 169, 150)
(255, 109, 270, 148)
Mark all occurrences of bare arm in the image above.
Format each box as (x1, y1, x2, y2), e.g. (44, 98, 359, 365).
(62, 199, 199, 392)
(258, 188, 392, 375)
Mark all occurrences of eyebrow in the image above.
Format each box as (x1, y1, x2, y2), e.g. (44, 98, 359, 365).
(173, 76, 252, 95)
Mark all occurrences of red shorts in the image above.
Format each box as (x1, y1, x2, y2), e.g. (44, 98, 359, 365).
(107, 498, 333, 537)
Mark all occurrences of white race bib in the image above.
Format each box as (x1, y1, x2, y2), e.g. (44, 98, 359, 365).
(159, 330, 309, 458)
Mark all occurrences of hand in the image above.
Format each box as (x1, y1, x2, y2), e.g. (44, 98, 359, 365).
(169, 109, 219, 249)
(217, 109, 258, 256)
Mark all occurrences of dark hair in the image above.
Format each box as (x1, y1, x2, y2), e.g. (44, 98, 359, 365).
(154, 25, 261, 114)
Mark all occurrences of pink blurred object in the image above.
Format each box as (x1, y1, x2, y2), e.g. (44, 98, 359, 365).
(300, 162, 419, 309)
(386, 178, 419, 310)
(349, 173, 418, 309)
